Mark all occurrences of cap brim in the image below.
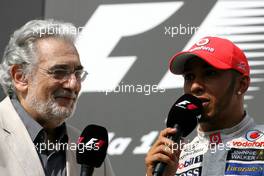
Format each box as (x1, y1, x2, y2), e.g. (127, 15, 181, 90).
(169, 51, 232, 74)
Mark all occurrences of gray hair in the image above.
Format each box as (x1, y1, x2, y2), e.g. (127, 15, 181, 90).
(0, 19, 77, 96)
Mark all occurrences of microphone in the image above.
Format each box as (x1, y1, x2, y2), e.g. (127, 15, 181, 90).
(153, 94, 203, 176)
(76, 124, 109, 176)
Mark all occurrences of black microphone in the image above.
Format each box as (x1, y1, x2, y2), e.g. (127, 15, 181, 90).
(76, 124, 109, 176)
(153, 94, 203, 176)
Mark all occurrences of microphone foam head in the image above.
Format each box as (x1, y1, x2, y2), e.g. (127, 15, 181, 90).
(76, 124, 108, 168)
(166, 94, 203, 137)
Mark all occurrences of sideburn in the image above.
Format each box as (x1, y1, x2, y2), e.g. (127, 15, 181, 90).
(213, 71, 239, 119)
(200, 71, 238, 123)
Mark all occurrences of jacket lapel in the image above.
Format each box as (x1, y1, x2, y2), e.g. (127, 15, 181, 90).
(66, 125, 80, 176)
(0, 97, 45, 176)
(66, 147, 79, 176)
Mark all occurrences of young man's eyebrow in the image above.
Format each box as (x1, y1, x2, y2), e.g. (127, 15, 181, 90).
(183, 62, 214, 74)
(183, 67, 191, 73)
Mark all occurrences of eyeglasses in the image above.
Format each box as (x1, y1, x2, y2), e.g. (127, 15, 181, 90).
(39, 67, 88, 82)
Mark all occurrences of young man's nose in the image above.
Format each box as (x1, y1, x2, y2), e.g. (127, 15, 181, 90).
(190, 78, 205, 96)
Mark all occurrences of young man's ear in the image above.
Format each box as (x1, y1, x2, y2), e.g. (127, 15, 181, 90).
(10, 64, 29, 92)
(237, 75, 250, 95)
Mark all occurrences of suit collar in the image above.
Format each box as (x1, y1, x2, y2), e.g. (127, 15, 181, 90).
(0, 97, 46, 175)
(0, 97, 79, 176)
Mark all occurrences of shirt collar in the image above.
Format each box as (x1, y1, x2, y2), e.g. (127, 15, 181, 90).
(11, 95, 43, 142)
(10, 95, 68, 144)
(197, 113, 255, 143)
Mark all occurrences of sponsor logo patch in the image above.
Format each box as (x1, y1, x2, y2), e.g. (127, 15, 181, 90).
(232, 141, 264, 147)
(189, 46, 215, 53)
(227, 148, 264, 162)
(176, 167, 202, 176)
(178, 155, 203, 170)
(180, 148, 204, 160)
(196, 38, 209, 46)
(225, 163, 264, 175)
(183, 140, 200, 152)
(246, 130, 264, 142)
(209, 132, 222, 144)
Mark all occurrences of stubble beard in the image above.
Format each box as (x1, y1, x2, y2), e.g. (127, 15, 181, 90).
(25, 90, 77, 125)
(200, 75, 237, 124)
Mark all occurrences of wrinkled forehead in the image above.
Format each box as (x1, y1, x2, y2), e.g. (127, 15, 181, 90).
(35, 37, 78, 56)
(35, 37, 80, 66)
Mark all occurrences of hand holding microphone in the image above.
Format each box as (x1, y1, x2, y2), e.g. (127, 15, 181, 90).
(145, 94, 203, 176)
(145, 127, 179, 176)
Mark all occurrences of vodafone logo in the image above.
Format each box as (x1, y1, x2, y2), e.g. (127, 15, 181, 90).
(195, 38, 209, 46)
(209, 132, 222, 144)
(245, 130, 264, 142)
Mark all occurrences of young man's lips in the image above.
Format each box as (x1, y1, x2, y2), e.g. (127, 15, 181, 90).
(202, 101, 210, 107)
(197, 97, 210, 107)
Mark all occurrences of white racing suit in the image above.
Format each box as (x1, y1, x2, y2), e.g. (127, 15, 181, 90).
(176, 115, 264, 176)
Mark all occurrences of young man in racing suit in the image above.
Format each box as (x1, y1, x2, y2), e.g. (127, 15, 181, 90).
(145, 36, 264, 176)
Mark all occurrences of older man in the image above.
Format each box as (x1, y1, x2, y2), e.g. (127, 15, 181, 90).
(145, 36, 264, 176)
(0, 19, 115, 176)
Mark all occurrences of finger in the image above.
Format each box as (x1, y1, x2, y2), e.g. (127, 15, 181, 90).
(150, 152, 175, 165)
(150, 144, 175, 160)
(151, 128, 177, 148)
(153, 136, 175, 148)
(160, 128, 177, 138)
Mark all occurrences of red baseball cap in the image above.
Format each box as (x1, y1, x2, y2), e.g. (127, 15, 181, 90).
(169, 36, 250, 76)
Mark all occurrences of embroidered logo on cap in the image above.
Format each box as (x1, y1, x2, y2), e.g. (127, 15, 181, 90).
(237, 62, 247, 72)
(196, 38, 209, 46)
(189, 38, 214, 53)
